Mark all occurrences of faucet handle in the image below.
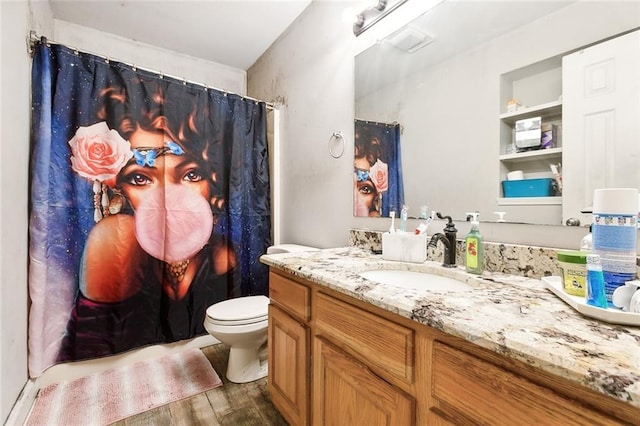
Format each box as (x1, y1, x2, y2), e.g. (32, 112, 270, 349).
(436, 212, 457, 232)
(435, 212, 451, 222)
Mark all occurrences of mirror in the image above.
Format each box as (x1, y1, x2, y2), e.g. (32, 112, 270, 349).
(354, 0, 640, 225)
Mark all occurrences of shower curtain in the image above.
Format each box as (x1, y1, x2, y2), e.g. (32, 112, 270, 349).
(354, 119, 404, 217)
(28, 42, 271, 376)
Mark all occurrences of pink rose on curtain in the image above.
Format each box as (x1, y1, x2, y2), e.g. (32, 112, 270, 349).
(369, 159, 388, 193)
(69, 122, 133, 185)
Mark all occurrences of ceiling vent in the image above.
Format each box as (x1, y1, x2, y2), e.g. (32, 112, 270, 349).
(384, 25, 434, 53)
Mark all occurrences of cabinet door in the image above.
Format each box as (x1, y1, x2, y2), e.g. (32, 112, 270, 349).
(431, 341, 617, 425)
(313, 337, 414, 426)
(562, 29, 640, 225)
(268, 304, 309, 426)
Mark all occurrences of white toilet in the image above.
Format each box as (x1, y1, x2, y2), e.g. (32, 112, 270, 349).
(204, 244, 319, 383)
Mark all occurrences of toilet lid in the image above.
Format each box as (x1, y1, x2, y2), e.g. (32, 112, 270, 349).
(206, 295, 269, 325)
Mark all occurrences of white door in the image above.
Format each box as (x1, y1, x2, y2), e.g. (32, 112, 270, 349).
(562, 29, 640, 226)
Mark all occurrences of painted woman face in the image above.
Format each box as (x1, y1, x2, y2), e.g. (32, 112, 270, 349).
(354, 156, 379, 217)
(117, 128, 210, 209)
(116, 128, 214, 263)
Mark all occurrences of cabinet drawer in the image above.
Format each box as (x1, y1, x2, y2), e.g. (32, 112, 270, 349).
(431, 342, 616, 425)
(315, 292, 414, 384)
(269, 271, 310, 321)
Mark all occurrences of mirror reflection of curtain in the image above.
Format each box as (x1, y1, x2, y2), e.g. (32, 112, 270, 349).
(28, 42, 271, 375)
(354, 119, 404, 217)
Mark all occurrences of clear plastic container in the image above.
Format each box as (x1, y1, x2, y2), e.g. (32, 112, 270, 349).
(557, 250, 587, 296)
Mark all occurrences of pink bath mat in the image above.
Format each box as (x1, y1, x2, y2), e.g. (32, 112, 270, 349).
(25, 348, 222, 425)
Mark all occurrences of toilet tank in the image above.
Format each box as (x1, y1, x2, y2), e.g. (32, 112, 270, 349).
(266, 244, 319, 254)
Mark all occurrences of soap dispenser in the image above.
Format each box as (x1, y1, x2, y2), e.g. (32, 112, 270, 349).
(465, 212, 484, 274)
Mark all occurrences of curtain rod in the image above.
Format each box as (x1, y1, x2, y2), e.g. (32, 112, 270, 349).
(355, 118, 404, 134)
(355, 118, 400, 127)
(28, 31, 278, 110)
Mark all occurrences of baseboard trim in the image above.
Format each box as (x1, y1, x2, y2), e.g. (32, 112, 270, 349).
(5, 378, 38, 426)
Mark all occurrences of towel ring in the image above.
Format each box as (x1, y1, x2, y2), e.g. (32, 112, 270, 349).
(328, 131, 345, 159)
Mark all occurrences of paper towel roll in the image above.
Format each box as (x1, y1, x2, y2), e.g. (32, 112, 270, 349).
(593, 188, 639, 215)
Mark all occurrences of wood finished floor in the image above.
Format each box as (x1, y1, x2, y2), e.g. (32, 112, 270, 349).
(110, 344, 288, 426)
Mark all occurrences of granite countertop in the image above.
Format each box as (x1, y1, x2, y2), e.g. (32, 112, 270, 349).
(260, 246, 640, 409)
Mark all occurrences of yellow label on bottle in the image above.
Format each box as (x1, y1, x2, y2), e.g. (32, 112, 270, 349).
(466, 237, 478, 269)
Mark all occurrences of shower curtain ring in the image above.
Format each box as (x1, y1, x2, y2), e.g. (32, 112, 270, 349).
(328, 131, 345, 159)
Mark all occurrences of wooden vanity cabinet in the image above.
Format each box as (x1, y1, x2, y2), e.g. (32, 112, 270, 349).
(313, 336, 414, 425)
(268, 268, 638, 425)
(313, 292, 416, 425)
(268, 271, 311, 426)
(429, 341, 618, 425)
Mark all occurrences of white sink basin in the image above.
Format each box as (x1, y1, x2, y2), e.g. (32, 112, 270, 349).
(359, 270, 472, 292)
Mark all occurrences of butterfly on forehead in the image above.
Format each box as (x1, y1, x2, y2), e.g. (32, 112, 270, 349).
(132, 141, 184, 167)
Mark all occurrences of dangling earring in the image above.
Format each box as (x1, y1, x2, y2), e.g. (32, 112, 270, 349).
(92, 180, 103, 222)
(101, 183, 110, 217)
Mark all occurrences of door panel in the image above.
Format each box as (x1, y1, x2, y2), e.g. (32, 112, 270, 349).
(562, 30, 640, 224)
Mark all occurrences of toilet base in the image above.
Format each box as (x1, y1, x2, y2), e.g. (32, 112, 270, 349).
(226, 344, 268, 383)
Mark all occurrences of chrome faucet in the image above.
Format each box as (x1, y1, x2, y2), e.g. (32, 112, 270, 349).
(428, 212, 457, 268)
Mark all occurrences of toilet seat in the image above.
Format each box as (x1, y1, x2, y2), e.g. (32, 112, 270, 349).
(206, 295, 269, 326)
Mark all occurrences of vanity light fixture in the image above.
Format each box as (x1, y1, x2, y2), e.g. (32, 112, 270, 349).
(353, 0, 408, 36)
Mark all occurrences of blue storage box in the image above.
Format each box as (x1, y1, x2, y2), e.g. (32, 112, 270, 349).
(502, 178, 556, 197)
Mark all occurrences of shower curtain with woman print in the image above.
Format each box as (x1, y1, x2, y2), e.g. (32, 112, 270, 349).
(354, 119, 404, 217)
(28, 42, 272, 376)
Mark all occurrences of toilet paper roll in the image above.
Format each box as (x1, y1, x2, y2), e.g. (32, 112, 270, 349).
(507, 170, 524, 181)
(593, 188, 639, 215)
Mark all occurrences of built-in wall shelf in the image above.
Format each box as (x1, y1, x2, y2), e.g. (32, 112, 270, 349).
(499, 147, 563, 163)
(499, 100, 562, 124)
(497, 196, 562, 206)
(498, 58, 563, 221)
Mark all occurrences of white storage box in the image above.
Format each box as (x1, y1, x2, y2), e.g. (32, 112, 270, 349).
(514, 116, 541, 149)
(382, 232, 428, 263)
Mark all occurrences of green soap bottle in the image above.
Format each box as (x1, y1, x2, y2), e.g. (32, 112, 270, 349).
(465, 212, 484, 274)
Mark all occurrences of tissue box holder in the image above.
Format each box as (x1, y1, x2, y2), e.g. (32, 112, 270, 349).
(382, 233, 427, 263)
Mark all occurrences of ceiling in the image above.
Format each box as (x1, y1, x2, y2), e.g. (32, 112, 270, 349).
(49, 0, 313, 70)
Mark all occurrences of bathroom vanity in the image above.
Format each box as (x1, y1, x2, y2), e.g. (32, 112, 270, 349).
(261, 247, 640, 425)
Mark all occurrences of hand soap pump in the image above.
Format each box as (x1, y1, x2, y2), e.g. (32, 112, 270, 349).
(465, 212, 484, 274)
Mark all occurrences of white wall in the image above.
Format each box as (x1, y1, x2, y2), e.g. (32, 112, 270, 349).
(0, 0, 46, 421)
(54, 20, 247, 95)
(248, 1, 357, 248)
(248, 0, 639, 250)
